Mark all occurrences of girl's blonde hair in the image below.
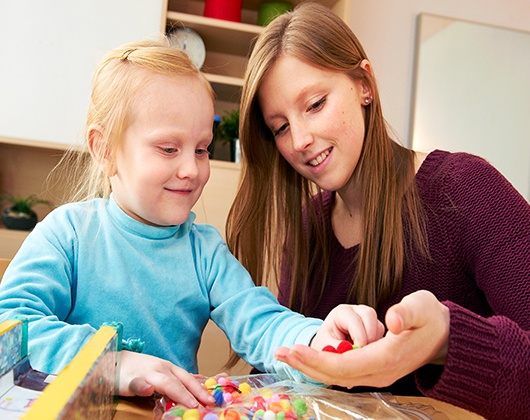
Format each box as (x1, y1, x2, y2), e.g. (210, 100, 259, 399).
(226, 2, 428, 313)
(55, 38, 214, 203)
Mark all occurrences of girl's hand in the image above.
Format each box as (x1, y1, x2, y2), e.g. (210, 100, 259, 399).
(309, 303, 385, 350)
(275, 290, 449, 388)
(119, 351, 216, 408)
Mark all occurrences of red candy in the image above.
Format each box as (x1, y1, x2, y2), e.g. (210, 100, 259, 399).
(336, 340, 354, 353)
(164, 400, 176, 411)
(322, 340, 356, 354)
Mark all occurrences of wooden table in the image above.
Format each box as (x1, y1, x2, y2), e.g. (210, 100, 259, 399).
(113, 395, 485, 419)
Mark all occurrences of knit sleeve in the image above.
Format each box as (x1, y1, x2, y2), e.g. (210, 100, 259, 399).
(416, 153, 530, 419)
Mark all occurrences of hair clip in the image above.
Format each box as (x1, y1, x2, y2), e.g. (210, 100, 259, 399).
(121, 48, 136, 61)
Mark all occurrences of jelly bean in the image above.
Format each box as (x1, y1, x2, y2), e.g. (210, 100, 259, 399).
(183, 408, 200, 420)
(204, 413, 219, 420)
(268, 401, 282, 413)
(252, 409, 265, 420)
(322, 345, 338, 353)
(252, 396, 266, 411)
(261, 390, 273, 400)
(292, 399, 307, 416)
(218, 377, 227, 386)
(279, 400, 292, 412)
(222, 409, 241, 420)
(165, 400, 177, 411)
(263, 410, 276, 420)
(336, 340, 353, 354)
(170, 407, 185, 418)
(205, 378, 218, 389)
(224, 392, 233, 403)
(214, 389, 225, 406)
(238, 382, 252, 394)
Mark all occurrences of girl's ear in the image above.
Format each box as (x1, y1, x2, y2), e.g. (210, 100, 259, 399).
(360, 59, 374, 77)
(359, 59, 374, 103)
(87, 124, 117, 177)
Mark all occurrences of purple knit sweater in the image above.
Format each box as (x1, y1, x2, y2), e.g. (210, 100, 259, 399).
(278, 150, 530, 419)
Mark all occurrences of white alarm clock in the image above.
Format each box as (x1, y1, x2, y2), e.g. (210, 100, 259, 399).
(168, 28, 206, 69)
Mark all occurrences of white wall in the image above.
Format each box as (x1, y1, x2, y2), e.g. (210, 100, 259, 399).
(411, 16, 530, 200)
(0, 0, 165, 148)
(347, 0, 530, 144)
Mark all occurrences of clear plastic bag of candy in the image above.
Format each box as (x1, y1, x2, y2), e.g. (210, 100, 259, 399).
(153, 374, 438, 420)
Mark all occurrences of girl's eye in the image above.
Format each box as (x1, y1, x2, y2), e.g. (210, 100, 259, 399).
(308, 96, 326, 112)
(196, 148, 211, 157)
(162, 147, 177, 154)
(274, 122, 289, 137)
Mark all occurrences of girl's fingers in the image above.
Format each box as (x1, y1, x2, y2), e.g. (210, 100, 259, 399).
(170, 365, 216, 406)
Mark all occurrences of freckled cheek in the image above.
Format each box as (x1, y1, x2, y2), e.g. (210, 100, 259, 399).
(280, 148, 298, 166)
(274, 141, 291, 160)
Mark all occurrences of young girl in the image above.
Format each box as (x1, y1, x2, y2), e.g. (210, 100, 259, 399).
(226, 3, 530, 419)
(0, 38, 381, 408)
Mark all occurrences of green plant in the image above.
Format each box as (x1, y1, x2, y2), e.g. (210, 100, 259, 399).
(216, 109, 240, 144)
(1, 194, 52, 216)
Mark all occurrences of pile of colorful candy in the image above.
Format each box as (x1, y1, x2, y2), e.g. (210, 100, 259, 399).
(205, 377, 252, 407)
(160, 376, 315, 420)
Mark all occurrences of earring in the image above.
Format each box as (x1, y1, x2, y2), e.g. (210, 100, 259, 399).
(364, 96, 372, 105)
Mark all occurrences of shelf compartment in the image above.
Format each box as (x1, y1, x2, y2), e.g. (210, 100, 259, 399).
(166, 11, 262, 57)
(206, 73, 243, 103)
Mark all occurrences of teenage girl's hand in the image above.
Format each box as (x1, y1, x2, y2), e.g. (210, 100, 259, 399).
(119, 351, 216, 408)
(309, 303, 385, 351)
(274, 290, 449, 388)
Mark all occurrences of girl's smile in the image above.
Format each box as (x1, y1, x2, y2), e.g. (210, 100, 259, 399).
(307, 147, 333, 167)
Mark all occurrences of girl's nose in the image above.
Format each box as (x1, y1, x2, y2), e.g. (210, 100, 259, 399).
(290, 124, 313, 152)
(176, 155, 199, 179)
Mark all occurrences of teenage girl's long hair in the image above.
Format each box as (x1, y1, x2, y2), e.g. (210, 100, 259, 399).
(226, 3, 428, 316)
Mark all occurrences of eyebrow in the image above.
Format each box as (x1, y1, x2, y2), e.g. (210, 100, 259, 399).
(262, 81, 322, 122)
(294, 82, 322, 105)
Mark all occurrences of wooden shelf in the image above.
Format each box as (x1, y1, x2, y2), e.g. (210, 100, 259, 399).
(166, 1, 348, 108)
(166, 10, 261, 105)
(0, 135, 70, 151)
(166, 11, 262, 56)
(207, 74, 243, 103)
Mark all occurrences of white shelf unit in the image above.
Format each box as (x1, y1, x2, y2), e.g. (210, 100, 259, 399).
(165, 0, 349, 112)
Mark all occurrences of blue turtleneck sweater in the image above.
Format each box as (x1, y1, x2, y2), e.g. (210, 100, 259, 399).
(0, 195, 320, 377)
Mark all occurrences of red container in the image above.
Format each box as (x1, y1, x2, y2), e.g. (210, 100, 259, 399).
(204, 0, 242, 22)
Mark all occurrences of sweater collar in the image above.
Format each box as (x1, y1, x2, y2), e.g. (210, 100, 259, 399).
(107, 194, 196, 239)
